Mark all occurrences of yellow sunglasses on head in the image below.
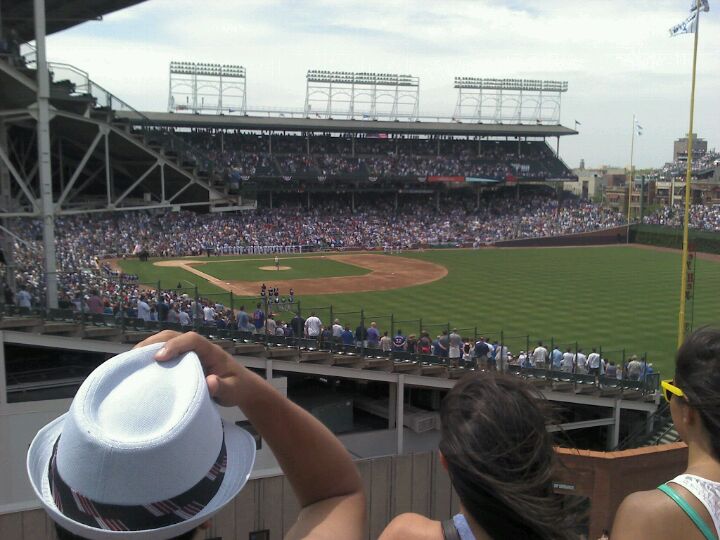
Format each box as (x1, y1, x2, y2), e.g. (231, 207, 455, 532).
(661, 379, 685, 403)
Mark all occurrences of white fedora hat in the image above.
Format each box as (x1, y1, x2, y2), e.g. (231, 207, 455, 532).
(27, 342, 256, 540)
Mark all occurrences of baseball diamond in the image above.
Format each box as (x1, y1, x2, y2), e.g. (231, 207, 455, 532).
(113, 244, 720, 376)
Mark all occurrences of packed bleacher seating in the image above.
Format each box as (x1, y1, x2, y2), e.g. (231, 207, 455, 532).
(164, 131, 576, 181)
(648, 150, 720, 181)
(644, 204, 720, 231)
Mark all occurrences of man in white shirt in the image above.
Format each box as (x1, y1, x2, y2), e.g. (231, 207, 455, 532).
(304, 312, 322, 338)
(532, 342, 548, 369)
(561, 348, 574, 372)
(136, 295, 151, 321)
(203, 303, 216, 323)
(574, 349, 588, 374)
(332, 319, 343, 339)
(587, 348, 601, 375)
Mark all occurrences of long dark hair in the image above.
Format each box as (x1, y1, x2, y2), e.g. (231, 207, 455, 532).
(675, 326, 720, 460)
(439, 372, 576, 540)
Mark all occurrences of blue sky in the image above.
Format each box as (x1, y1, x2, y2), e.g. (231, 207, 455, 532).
(45, 0, 719, 169)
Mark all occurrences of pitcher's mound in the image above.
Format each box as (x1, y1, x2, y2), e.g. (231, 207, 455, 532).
(259, 265, 292, 271)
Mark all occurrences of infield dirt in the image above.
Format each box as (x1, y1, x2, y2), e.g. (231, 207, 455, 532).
(151, 254, 448, 296)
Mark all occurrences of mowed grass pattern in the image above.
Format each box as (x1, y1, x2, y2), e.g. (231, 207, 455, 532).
(197, 257, 369, 282)
(119, 246, 720, 376)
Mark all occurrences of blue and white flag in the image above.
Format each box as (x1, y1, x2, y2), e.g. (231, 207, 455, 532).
(671, 0, 710, 35)
(670, 11, 698, 35)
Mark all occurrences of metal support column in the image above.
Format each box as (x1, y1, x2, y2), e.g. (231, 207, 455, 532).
(608, 399, 622, 450)
(396, 374, 404, 455)
(0, 121, 16, 291)
(388, 382, 396, 429)
(34, 0, 58, 308)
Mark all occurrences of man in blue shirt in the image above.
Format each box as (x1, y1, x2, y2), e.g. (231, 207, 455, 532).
(474, 337, 489, 369)
(341, 326, 354, 347)
(236, 305, 251, 332)
(253, 303, 265, 333)
(551, 346, 563, 371)
(366, 321, 380, 348)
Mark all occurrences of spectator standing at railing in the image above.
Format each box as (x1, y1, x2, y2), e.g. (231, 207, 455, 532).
(552, 345, 563, 370)
(252, 303, 265, 333)
(178, 307, 191, 327)
(290, 312, 305, 338)
(562, 348, 574, 372)
(87, 289, 103, 314)
(587, 348, 601, 376)
(203, 302, 216, 324)
(574, 349, 588, 374)
(266, 313, 277, 336)
(304, 311, 322, 339)
(605, 361, 618, 379)
(136, 295, 151, 321)
(332, 319, 343, 340)
(367, 321, 380, 348)
(236, 305, 250, 332)
(627, 355, 643, 380)
(533, 341, 548, 368)
(354, 322, 367, 348)
(392, 330, 407, 352)
(167, 303, 179, 324)
(16, 285, 31, 308)
(449, 329, 463, 364)
(380, 331, 392, 352)
(341, 325, 354, 346)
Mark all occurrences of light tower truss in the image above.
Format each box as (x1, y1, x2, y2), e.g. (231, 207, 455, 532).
(168, 61, 247, 115)
(304, 70, 420, 121)
(453, 77, 568, 124)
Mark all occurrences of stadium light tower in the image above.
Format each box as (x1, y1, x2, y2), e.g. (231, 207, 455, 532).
(168, 61, 247, 115)
(452, 77, 568, 124)
(304, 70, 420, 121)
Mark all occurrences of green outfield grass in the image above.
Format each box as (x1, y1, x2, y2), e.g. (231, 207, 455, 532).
(117, 246, 720, 376)
(197, 257, 369, 281)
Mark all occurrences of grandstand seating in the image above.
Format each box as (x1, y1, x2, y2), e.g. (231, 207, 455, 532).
(175, 132, 577, 183)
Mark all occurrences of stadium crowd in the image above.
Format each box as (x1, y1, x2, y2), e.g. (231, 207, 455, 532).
(649, 150, 720, 180)
(169, 130, 576, 181)
(644, 203, 720, 231)
(1, 191, 625, 309)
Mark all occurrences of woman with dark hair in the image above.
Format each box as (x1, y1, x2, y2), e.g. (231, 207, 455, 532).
(612, 327, 720, 540)
(380, 371, 577, 540)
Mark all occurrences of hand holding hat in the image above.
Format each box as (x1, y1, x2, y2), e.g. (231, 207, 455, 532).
(137, 330, 243, 408)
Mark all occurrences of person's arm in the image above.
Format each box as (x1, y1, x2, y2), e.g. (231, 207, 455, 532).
(137, 331, 366, 539)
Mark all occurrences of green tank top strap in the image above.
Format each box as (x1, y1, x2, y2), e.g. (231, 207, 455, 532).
(657, 483, 717, 540)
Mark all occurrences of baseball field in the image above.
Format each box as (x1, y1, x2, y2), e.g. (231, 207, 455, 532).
(115, 245, 720, 376)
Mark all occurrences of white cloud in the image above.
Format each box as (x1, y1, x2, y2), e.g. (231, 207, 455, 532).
(46, 0, 720, 168)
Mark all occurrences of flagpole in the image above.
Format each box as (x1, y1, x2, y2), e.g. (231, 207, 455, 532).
(626, 114, 636, 243)
(678, 0, 702, 347)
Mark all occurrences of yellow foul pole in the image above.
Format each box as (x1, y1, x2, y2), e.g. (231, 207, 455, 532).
(677, 1, 701, 347)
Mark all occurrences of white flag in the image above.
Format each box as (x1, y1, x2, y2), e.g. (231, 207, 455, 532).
(670, 11, 698, 35)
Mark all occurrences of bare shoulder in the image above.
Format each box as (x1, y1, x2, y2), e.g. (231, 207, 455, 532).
(612, 489, 685, 540)
(378, 513, 443, 540)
